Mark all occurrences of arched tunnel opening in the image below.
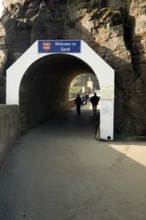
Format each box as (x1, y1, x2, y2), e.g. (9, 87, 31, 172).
(19, 54, 100, 131)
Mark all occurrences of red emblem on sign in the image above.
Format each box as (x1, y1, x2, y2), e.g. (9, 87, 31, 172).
(42, 41, 51, 51)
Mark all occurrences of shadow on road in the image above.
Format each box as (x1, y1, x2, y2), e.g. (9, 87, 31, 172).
(41, 104, 100, 140)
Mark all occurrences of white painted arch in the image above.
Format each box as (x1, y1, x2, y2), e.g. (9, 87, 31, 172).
(6, 40, 115, 140)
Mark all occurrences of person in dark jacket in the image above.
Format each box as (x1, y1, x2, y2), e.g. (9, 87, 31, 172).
(74, 94, 82, 115)
(90, 93, 100, 114)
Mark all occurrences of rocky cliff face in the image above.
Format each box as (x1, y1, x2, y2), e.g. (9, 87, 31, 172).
(0, 0, 146, 137)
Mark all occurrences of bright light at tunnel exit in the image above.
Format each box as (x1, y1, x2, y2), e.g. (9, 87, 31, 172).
(69, 73, 100, 100)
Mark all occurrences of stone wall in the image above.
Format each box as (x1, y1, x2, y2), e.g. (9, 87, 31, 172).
(0, 105, 20, 167)
(20, 95, 72, 132)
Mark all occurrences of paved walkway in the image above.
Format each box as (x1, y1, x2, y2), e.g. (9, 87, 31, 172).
(0, 105, 146, 220)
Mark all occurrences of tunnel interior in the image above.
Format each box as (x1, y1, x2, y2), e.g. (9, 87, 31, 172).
(19, 54, 98, 131)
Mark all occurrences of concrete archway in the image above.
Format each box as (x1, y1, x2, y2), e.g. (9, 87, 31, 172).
(6, 40, 114, 140)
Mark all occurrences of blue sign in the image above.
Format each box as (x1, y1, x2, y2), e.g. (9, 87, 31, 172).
(38, 40, 81, 53)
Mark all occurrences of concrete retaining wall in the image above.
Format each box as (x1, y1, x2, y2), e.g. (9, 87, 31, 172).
(0, 105, 20, 167)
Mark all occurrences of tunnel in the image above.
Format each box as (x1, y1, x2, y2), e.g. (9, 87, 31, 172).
(19, 54, 96, 131)
(6, 40, 114, 140)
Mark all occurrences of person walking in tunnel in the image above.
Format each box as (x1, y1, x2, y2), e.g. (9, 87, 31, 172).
(74, 94, 82, 115)
(90, 93, 100, 114)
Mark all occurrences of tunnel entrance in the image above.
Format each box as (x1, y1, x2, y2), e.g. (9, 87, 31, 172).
(19, 54, 95, 131)
(6, 40, 114, 140)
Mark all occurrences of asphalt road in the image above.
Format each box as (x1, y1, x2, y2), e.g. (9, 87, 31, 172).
(0, 105, 146, 220)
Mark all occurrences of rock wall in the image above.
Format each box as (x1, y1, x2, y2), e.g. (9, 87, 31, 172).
(128, 0, 146, 135)
(0, 105, 20, 167)
(0, 0, 146, 137)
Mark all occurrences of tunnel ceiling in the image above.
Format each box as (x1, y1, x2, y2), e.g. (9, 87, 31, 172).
(23, 54, 95, 87)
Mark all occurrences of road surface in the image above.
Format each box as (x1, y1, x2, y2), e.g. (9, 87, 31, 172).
(0, 105, 146, 220)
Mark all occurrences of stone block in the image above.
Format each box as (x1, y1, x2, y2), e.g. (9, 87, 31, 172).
(0, 105, 20, 167)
